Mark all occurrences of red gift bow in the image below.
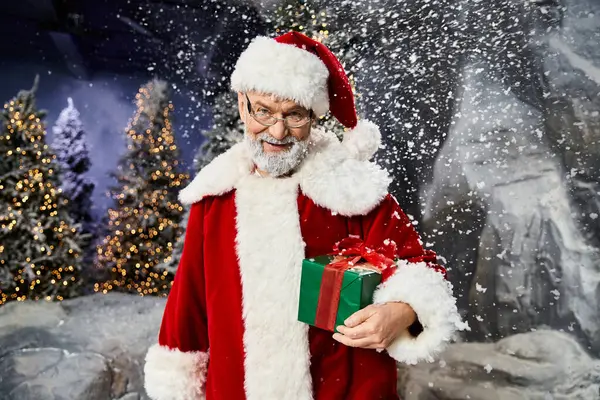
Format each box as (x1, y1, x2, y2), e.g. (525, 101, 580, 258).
(332, 236, 398, 280)
(314, 236, 398, 331)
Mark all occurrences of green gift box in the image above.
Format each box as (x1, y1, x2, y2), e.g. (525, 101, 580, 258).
(298, 255, 382, 332)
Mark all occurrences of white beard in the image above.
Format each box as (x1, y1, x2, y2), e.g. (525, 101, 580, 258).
(244, 128, 309, 177)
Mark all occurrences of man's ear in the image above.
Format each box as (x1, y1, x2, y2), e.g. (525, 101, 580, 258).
(237, 92, 246, 122)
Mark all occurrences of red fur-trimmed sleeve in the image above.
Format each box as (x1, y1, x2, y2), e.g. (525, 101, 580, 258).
(144, 201, 209, 399)
(359, 194, 469, 365)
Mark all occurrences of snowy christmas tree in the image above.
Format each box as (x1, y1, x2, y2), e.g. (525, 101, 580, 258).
(51, 98, 95, 238)
(95, 79, 188, 296)
(0, 77, 85, 305)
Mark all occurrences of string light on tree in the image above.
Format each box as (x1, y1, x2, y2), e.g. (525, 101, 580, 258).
(0, 76, 85, 306)
(272, 0, 331, 42)
(95, 79, 188, 296)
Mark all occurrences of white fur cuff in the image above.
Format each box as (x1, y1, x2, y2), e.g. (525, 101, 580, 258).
(372, 261, 469, 365)
(144, 344, 209, 400)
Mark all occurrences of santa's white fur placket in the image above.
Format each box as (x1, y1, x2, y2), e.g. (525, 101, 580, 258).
(235, 173, 313, 399)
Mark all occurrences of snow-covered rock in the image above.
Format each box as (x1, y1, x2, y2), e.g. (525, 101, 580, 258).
(399, 330, 600, 400)
(0, 293, 165, 400)
(542, 0, 600, 249)
(421, 0, 600, 356)
(423, 59, 600, 354)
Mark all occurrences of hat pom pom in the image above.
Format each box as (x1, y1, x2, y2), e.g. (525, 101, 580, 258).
(342, 119, 381, 161)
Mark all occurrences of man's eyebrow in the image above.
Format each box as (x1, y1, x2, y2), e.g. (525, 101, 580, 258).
(253, 100, 273, 109)
(283, 105, 308, 113)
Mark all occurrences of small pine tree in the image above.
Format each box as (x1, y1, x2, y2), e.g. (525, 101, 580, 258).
(51, 97, 95, 238)
(95, 79, 189, 296)
(0, 77, 85, 305)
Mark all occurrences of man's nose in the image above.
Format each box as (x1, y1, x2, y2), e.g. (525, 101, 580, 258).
(268, 119, 288, 140)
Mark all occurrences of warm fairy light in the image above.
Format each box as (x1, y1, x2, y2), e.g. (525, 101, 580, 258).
(95, 81, 188, 297)
(274, 2, 330, 42)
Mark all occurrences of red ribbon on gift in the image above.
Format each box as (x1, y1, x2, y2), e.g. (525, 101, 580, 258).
(314, 236, 398, 331)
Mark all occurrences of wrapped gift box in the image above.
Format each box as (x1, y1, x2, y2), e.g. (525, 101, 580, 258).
(298, 255, 383, 332)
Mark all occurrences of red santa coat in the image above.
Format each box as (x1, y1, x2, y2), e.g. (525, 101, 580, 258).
(144, 128, 466, 400)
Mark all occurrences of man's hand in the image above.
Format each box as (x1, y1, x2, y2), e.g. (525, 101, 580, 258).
(332, 302, 417, 350)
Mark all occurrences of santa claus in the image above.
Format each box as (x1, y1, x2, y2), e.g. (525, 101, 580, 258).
(144, 31, 468, 400)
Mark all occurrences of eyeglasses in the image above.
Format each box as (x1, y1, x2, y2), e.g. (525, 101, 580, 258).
(245, 93, 312, 128)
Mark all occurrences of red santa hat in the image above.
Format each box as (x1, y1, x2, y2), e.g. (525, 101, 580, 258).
(230, 31, 381, 160)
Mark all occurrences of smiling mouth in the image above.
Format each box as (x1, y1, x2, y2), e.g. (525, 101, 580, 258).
(263, 141, 292, 151)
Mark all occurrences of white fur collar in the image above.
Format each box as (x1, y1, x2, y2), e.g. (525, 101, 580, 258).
(179, 125, 391, 216)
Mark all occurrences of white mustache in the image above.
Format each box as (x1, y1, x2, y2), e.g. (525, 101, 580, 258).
(257, 133, 297, 145)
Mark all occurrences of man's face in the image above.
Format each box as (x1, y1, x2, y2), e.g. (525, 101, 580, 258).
(238, 91, 312, 177)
